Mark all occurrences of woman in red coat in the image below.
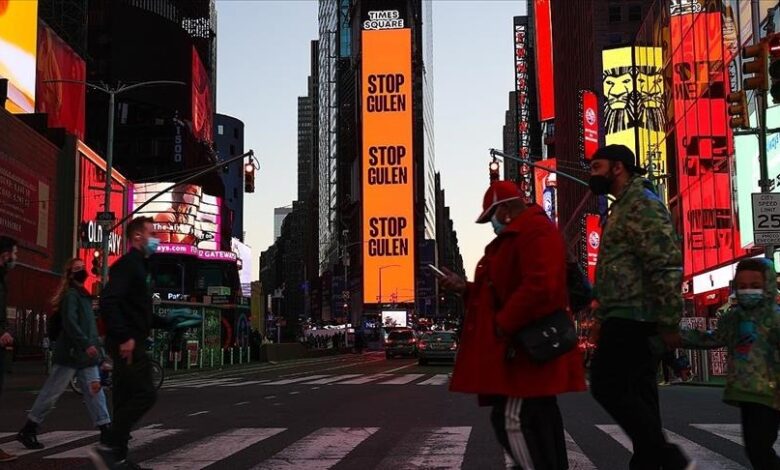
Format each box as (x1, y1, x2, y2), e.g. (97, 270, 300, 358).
(440, 181, 586, 470)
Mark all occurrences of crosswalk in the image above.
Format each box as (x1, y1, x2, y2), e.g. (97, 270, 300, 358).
(163, 373, 454, 389)
(0, 423, 762, 469)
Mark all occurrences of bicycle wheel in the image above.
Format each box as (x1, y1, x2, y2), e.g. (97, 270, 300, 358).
(151, 360, 165, 390)
(70, 376, 83, 395)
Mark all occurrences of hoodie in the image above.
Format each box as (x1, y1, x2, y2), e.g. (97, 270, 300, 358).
(682, 258, 780, 410)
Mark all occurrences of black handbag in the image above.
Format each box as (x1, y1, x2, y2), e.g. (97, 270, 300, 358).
(511, 309, 577, 363)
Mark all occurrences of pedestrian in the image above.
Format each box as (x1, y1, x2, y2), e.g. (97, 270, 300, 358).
(682, 258, 780, 470)
(586, 144, 692, 469)
(441, 181, 586, 470)
(16, 258, 111, 449)
(0, 236, 18, 462)
(89, 217, 169, 470)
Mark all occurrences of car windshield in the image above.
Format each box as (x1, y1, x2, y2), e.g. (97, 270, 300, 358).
(428, 333, 455, 342)
(388, 331, 414, 341)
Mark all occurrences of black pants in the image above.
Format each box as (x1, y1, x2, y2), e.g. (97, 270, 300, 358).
(107, 343, 157, 458)
(741, 402, 780, 469)
(491, 396, 568, 470)
(0, 348, 5, 396)
(590, 318, 688, 470)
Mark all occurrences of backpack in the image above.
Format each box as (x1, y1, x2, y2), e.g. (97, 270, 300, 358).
(48, 308, 62, 341)
(567, 261, 593, 312)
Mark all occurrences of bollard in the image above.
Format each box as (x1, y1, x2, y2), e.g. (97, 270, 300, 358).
(230, 348, 234, 365)
(239, 347, 243, 365)
(220, 348, 224, 367)
(199, 349, 203, 369)
(210, 349, 214, 368)
(187, 350, 191, 370)
(174, 352, 178, 372)
(160, 351, 164, 369)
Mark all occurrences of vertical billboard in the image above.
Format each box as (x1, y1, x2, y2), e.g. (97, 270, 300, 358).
(361, 19, 415, 305)
(191, 46, 213, 142)
(585, 214, 601, 284)
(580, 90, 599, 162)
(671, 10, 744, 276)
(0, 0, 38, 113)
(515, 18, 534, 203)
(534, 159, 557, 224)
(534, 0, 555, 121)
(36, 22, 86, 139)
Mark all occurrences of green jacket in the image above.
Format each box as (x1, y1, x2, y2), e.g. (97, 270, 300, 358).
(682, 259, 780, 410)
(593, 177, 683, 332)
(53, 287, 100, 369)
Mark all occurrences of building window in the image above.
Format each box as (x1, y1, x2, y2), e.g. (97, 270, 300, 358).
(217, 125, 224, 135)
(608, 32, 623, 45)
(233, 127, 240, 139)
(628, 5, 642, 21)
(609, 6, 621, 23)
(230, 144, 236, 156)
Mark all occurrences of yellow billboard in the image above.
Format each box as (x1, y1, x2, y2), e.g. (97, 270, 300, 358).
(362, 28, 415, 305)
(0, 0, 38, 113)
(602, 46, 667, 200)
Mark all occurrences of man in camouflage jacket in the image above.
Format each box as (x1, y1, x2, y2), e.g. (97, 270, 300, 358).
(587, 145, 691, 470)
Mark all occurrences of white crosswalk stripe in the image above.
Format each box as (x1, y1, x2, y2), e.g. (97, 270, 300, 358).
(163, 373, 459, 388)
(220, 380, 272, 387)
(417, 374, 450, 385)
(0, 433, 14, 440)
(253, 427, 379, 470)
(503, 431, 597, 469)
(2, 430, 97, 457)
(143, 427, 286, 470)
(303, 374, 362, 384)
(338, 373, 392, 384)
(378, 373, 425, 384)
(375, 426, 470, 469)
(261, 374, 331, 385)
(47, 426, 183, 459)
(691, 423, 780, 454)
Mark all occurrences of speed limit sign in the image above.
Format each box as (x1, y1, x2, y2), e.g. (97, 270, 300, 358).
(752, 193, 780, 245)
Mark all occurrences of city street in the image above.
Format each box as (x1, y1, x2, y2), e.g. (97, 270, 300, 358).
(0, 352, 753, 469)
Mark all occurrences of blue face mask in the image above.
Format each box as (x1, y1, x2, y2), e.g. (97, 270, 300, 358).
(490, 214, 506, 235)
(736, 289, 764, 309)
(145, 237, 161, 256)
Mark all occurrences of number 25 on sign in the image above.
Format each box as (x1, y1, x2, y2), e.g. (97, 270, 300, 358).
(752, 193, 780, 245)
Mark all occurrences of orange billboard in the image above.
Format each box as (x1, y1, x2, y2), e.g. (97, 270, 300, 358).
(0, 0, 38, 113)
(362, 27, 415, 305)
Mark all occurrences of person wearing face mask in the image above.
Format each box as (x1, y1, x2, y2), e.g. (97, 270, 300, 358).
(0, 236, 18, 462)
(16, 258, 111, 450)
(586, 144, 690, 470)
(90, 216, 167, 470)
(682, 258, 780, 470)
(440, 181, 585, 470)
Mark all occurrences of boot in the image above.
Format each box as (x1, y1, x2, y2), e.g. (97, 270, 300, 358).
(16, 420, 44, 450)
(99, 424, 111, 446)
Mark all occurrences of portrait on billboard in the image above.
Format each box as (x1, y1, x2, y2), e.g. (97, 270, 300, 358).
(636, 65, 665, 132)
(603, 65, 636, 134)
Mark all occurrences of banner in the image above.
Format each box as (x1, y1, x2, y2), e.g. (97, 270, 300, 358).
(580, 90, 599, 162)
(534, 0, 555, 121)
(0, 0, 38, 113)
(585, 214, 601, 284)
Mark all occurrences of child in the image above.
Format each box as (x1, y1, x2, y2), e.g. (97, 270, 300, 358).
(682, 258, 780, 469)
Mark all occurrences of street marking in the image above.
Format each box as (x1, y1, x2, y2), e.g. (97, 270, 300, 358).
(262, 375, 330, 385)
(47, 428, 182, 459)
(565, 430, 598, 470)
(220, 380, 271, 387)
(143, 428, 285, 470)
(692, 424, 780, 453)
(253, 427, 379, 470)
(417, 374, 450, 385)
(188, 411, 210, 417)
(382, 363, 418, 374)
(339, 374, 392, 384)
(2, 431, 97, 456)
(0, 433, 14, 440)
(289, 391, 300, 395)
(378, 374, 425, 385)
(597, 425, 745, 470)
(265, 395, 277, 399)
(164, 378, 242, 388)
(277, 357, 386, 378)
(188, 378, 245, 388)
(303, 374, 362, 385)
(375, 426, 471, 470)
(235, 401, 250, 406)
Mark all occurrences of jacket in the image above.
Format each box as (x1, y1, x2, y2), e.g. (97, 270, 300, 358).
(593, 177, 683, 332)
(0, 266, 7, 335)
(53, 287, 100, 369)
(449, 205, 586, 398)
(682, 259, 780, 410)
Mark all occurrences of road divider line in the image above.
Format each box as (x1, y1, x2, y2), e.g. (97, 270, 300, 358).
(375, 426, 471, 470)
(252, 427, 379, 470)
(235, 401, 250, 406)
(187, 411, 210, 417)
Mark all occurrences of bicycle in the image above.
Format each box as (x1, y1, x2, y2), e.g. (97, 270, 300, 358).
(70, 356, 165, 395)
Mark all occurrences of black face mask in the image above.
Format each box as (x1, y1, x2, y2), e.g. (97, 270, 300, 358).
(589, 175, 612, 196)
(72, 270, 88, 283)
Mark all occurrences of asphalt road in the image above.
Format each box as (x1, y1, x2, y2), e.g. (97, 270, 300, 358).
(0, 352, 754, 469)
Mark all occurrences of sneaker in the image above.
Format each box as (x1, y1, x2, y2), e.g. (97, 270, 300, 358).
(16, 430, 44, 449)
(87, 444, 120, 470)
(0, 448, 17, 462)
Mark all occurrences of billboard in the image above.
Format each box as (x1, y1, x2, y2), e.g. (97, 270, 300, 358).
(515, 19, 534, 203)
(585, 214, 601, 284)
(0, 0, 38, 113)
(132, 183, 222, 251)
(533, 0, 555, 121)
(361, 27, 415, 305)
(231, 237, 253, 297)
(534, 159, 557, 224)
(580, 90, 599, 162)
(671, 11, 744, 276)
(191, 46, 213, 142)
(382, 310, 407, 328)
(36, 22, 86, 139)
(0, 149, 50, 249)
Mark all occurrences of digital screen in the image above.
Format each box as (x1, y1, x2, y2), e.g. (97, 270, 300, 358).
(361, 27, 415, 305)
(191, 46, 213, 142)
(533, 159, 557, 224)
(534, 0, 555, 121)
(515, 19, 533, 203)
(585, 214, 601, 285)
(581, 90, 599, 161)
(0, 0, 38, 113)
(382, 310, 407, 328)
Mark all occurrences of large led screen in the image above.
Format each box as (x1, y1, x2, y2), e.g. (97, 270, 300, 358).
(192, 46, 213, 142)
(361, 27, 415, 305)
(0, 0, 38, 113)
(534, 0, 555, 121)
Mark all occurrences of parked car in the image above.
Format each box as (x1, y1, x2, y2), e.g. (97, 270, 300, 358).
(385, 329, 418, 358)
(417, 331, 458, 365)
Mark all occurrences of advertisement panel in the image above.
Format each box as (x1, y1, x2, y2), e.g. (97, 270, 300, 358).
(515, 19, 534, 202)
(585, 214, 601, 284)
(231, 237, 253, 297)
(533, 159, 557, 224)
(361, 27, 415, 305)
(533, 0, 555, 121)
(382, 310, 407, 328)
(191, 46, 213, 142)
(580, 90, 599, 162)
(0, 151, 50, 250)
(35, 22, 86, 139)
(0, 0, 37, 113)
(132, 183, 222, 251)
(671, 11, 744, 276)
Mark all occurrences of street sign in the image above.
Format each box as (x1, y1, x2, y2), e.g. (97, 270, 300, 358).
(752, 193, 780, 245)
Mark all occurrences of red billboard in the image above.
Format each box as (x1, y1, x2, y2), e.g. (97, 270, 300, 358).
(671, 11, 744, 277)
(580, 90, 599, 161)
(35, 21, 86, 139)
(585, 214, 601, 284)
(534, 0, 555, 121)
(191, 46, 213, 142)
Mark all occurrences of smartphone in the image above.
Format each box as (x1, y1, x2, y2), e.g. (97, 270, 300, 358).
(428, 264, 446, 278)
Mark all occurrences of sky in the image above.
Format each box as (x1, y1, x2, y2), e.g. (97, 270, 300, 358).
(216, 0, 526, 280)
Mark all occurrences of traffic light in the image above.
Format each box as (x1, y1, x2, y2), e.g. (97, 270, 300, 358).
(91, 250, 102, 276)
(244, 162, 255, 193)
(489, 160, 500, 181)
(743, 40, 768, 91)
(726, 91, 750, 129)
(769, 33, 780, 102)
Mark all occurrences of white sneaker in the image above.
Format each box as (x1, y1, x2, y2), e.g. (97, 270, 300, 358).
(685, 460, 698, 470)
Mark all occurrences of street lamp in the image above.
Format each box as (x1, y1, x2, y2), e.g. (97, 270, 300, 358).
(378, 264, 400, 306)
(45, 79, 186, 285)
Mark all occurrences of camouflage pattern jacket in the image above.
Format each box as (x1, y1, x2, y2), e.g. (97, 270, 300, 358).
(682, 259, 780, 410)
(593, 177, 682, 332)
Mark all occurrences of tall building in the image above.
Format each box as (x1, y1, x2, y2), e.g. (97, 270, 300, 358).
(434, 173, 466, 322)
(214, 113, 245, 241)
(274, 207, 293, 241)
(298, 93, 315, 202)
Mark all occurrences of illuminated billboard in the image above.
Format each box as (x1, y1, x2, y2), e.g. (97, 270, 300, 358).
(382, 310, 408, 328)
(602, 46, 667, 200)
(191, 46, 213, 142)
(533, 0, 555, 121)
(515, 19, 534, 203)
(671, 11, 744, 276)
(361, 27, 415, 305)
(580, 90, 599, 162)
(585, 214, 601, 284)
(0, 0, 38, 113)
(132, 183, 222, 251)
(534, 159, 557, 224)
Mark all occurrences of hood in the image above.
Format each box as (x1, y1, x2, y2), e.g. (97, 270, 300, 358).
(733, 258, 778, 313)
